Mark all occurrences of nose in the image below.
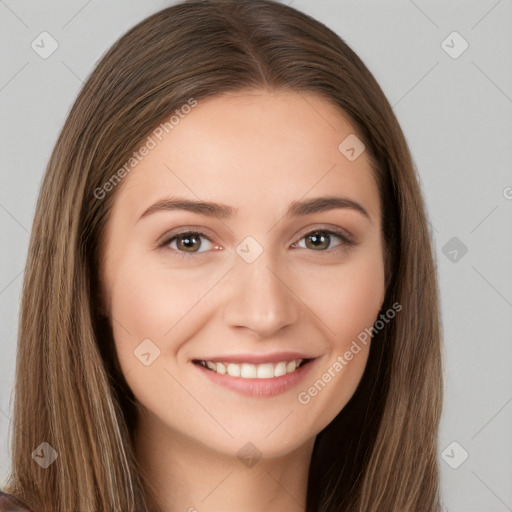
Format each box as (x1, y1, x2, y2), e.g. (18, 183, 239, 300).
(222, 254, 300, 338)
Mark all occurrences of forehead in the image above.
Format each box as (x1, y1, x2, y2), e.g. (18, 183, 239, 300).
(113, 90, 380, 224)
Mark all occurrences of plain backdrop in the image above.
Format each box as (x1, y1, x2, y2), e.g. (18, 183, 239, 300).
(1, 1, 511, 511)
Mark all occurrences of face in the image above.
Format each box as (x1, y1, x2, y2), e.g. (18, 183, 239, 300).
(99, 90, 385, 460)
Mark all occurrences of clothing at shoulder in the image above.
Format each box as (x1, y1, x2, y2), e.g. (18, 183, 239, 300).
(0, 491, 34, 512)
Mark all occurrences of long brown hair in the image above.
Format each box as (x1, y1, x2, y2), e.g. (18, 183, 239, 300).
(4, 1, 443, 510)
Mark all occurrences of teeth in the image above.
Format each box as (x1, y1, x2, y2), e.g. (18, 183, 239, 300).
(241, 363, 256, 378)
(257, 363, 274, 378)
(274, 361, 287, 377)
(199, 359, 305, 378)
(286, 360, 297, 373)
(227, 363, 241, 377)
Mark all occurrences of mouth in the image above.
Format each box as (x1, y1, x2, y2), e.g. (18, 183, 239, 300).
(191, 355, 318, 397)
(192, 358, 312, 379)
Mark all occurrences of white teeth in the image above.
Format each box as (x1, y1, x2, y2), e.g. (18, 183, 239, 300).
(274, 361, 287, 377)
(286, 360, 297, 373)
(227, 363, 241, 377)
(241, 363, 256, 378)
(256, 363, 274, 378)
(199, 359, 305, 378)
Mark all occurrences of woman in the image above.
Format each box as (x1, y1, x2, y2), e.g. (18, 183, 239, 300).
(1, 0, 443, 510)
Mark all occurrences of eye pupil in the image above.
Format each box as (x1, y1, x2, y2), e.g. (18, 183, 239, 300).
(178, 233, 201, 252)
(306, 231, 330, 250)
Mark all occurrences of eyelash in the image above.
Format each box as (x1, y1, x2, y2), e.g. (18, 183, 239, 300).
(158, 227, 355, 259)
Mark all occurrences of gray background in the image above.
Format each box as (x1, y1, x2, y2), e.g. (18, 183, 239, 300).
(1, 1, 511, 510)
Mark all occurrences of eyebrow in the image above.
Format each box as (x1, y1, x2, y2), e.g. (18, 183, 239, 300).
(137, 195, 371, 222)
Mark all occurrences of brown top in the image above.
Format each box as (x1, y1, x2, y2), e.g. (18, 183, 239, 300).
(0, 491, 34, 512)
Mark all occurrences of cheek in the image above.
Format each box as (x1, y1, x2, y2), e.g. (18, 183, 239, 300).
(292, 244, 384, 431)
(106, 254, 220, 415)
(332, 258, 385, 341)
(296, 242, 385, 344)
(107, 252, 210, 369)
(107, 247, 232, 398)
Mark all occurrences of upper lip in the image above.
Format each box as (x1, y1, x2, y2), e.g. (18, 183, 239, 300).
(192, 351, 317, 365)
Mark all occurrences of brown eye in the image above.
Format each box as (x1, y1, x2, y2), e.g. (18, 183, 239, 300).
(294, 229, 353, 251)
(175, 233, 203, 252)
(162, 231, 214, 254)
(304, 231, 331, 250)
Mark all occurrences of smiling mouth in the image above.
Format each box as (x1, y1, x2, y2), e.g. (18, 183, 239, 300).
(192, 358, 313, 379)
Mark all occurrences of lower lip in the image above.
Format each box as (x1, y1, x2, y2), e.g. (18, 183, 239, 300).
(194, 359, 317, 397)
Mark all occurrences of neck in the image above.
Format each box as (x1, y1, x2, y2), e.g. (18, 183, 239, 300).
(133, 411, 315, 512)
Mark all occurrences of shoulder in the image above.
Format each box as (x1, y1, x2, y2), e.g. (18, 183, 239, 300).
(0, 491, 34, 512)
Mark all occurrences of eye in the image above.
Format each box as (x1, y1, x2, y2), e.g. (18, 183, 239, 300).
(160, 230, 216, 256)
(292, 229, 354, 252)
(158, 227, 355, 258)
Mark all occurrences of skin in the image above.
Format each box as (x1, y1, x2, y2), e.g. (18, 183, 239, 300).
(98, 89, 386, 512)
